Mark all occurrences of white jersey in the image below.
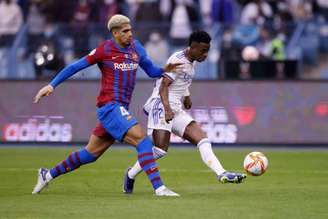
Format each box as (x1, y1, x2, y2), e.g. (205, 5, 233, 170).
(146, 50, 195, 111)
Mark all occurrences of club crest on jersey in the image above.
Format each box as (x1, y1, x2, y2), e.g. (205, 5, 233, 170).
(179, 72, 192, 83)
(132, 53, 138, 62)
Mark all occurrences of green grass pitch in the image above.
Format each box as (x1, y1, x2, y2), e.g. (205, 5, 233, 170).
(0, 146, 327, 219)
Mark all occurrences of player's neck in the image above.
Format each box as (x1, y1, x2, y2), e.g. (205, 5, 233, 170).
(184, 48, 194, 62)
(113, 38, 128, 48)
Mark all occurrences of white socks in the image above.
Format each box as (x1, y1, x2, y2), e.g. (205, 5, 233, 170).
(128, 146, 167, 179)
(197, 138, 226, 176)
(128, 140, 225, 179)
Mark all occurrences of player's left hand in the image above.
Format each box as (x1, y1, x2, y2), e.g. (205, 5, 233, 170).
(163, 63, 184, 73)
(183, 96, 192, 109)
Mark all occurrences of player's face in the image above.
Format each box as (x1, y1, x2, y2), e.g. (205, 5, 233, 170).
(190, 42, 210, 62)
(113, 23, 133, 47)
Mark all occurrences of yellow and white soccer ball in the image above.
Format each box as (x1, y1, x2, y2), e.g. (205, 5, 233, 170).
(243, 151, 268, 176)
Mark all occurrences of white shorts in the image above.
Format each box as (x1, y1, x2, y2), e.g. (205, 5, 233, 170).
(144, 97, 194, 137)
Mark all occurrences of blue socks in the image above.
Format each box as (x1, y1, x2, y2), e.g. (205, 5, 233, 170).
(50, 148, 97, 178)
(137, 137, 163, 190)
(48, 139, 163, 191)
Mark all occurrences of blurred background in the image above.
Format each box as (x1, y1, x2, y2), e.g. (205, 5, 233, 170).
(1, 0, 328, 145)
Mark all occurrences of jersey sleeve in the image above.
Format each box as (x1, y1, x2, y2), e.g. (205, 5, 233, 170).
(50, 57, 91, 88)
(135, 40, 163, 78)
(85, 42, 105, 65)
(163, 55, 180, 81)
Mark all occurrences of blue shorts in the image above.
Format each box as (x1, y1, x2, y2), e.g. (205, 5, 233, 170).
(97, 102, 138, 142)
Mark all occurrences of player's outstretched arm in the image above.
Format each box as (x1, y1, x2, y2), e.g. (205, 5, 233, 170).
(49, 57, 91, 88)
(33, 84, 54, 103)
(33, 57, 91, 103)
(135, 40, 182, 78)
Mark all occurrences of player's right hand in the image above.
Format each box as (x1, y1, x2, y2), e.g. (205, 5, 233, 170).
(164, 109, 174, 123)
(33, 84, 54, 103)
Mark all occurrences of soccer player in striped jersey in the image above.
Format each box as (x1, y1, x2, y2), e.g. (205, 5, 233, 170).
(32, 14, 181, 196)
(123, 31, 246, 194)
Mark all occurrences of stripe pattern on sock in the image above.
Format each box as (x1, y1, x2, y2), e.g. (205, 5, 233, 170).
(137, 138, 163, 190)
(50, 148, 96, 178)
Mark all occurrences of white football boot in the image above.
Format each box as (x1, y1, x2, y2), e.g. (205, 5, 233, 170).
(32, 168, 50, 194)
(155, 186, 180, 197)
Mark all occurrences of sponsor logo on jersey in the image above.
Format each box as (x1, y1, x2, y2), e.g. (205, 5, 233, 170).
(114, 62, 138, 71)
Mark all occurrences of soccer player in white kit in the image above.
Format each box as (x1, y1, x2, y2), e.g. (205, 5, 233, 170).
(123, 31, 246, 194)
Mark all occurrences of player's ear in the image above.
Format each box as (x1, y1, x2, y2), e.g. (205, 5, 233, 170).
(111, 30, 117, 37)
(111, 28, 119, 37)
(190, 41, 198, 49)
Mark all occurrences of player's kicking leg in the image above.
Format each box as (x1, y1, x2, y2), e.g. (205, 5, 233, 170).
(183, 121, 246, 184)
(32, 134, 114, 194)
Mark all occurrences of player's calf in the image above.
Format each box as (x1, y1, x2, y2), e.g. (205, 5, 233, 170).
(124, 146, 167, 194)
(136, 138, 163, 189)
(32, 148, 98, 194)
(49, 148, 97, 179)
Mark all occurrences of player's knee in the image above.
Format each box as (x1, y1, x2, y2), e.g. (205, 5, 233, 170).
(136, 136, 153, 153)
(132, 129, 148, 144)
(85, 142, 109, 158)
(126, 124, 147, 144)
(199, 129, 208, 139)
(152, 142, 169, 152)
(153, 146, 167, 159)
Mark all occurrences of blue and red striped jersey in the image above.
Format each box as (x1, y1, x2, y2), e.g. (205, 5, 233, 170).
(85, 39, 163, 108)
(49, 38, 163, 108)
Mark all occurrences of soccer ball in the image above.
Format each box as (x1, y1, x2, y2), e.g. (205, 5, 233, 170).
(243, 151, 268, 176)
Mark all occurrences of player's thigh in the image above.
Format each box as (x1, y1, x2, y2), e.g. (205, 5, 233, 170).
(147, 97, 172, 131)
(171, 110, 194, 138)
(97, 103, 138, 142)
(152, 129, 171, 152)
(123, 123, 147, 146)
(147, 97, 173, 141)
(86, 134, 115, 157)
(183, 121, 207, 145)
